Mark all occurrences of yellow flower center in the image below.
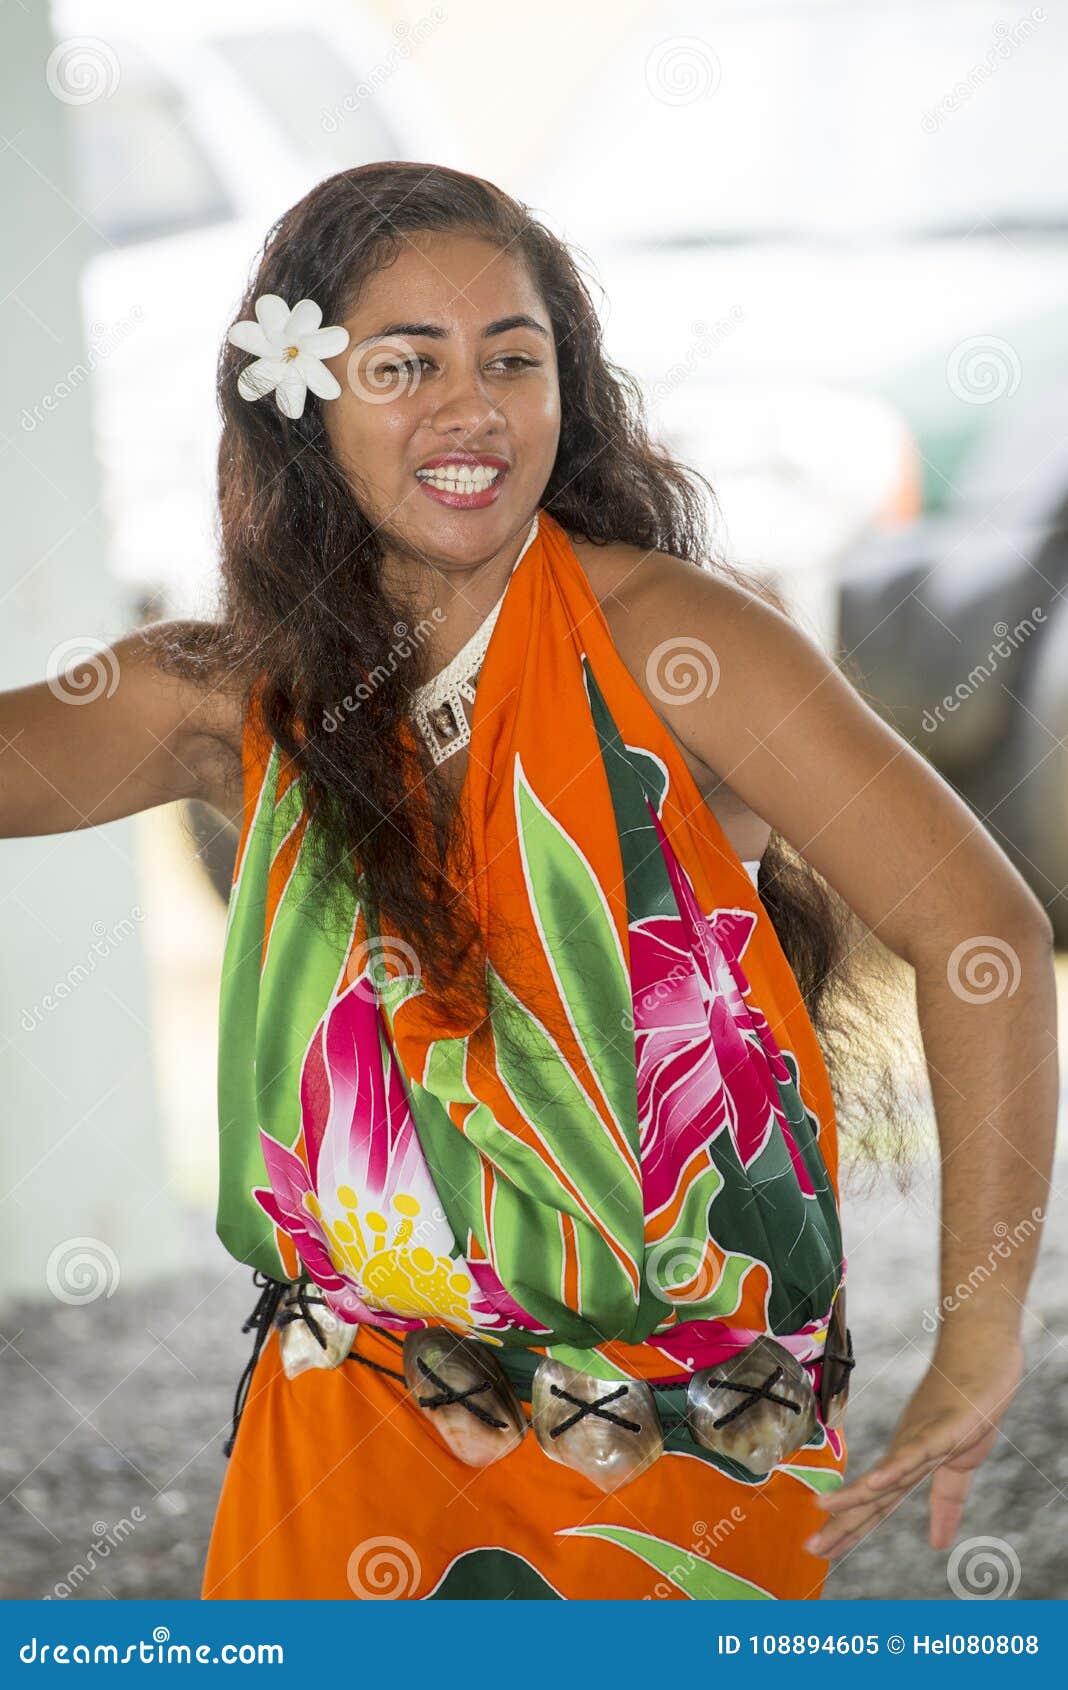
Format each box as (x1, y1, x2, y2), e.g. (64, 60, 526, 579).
(318, 1187, 474, 1322)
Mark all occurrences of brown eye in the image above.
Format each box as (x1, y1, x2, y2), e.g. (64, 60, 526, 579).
(383, 357, 428, 379)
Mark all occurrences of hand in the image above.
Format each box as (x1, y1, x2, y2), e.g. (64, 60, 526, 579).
(803, 1328, 1024, 1563)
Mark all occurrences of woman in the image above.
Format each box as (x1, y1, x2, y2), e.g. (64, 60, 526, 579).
(1, 163, 1054, 1601)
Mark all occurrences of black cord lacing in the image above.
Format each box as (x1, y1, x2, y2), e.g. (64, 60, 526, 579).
(547, 1381, 643, 1438)
(347, 1351, 406, 1384)
(824, 1338, 856, 1374)
(275, 1280, 332, 1348)
(414, 1354, 510, 1429)
(223, 1272, 288, 1457)
(345, 1323, 407, 1382)
(706, 1362, 802, 1430)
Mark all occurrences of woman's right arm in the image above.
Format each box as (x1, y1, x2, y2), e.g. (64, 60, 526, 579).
(0, 622, 246, 840)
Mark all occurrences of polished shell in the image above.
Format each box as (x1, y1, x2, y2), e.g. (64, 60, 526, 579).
(402, 1328, 527, 1467)
(276, 1298, 358, 1378)
(686, 1336, 818, 1475)
(531, 1358, 663, 1493)
(819, 1289, 854, 1431)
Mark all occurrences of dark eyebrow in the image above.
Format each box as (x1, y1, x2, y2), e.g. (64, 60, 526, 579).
(354, 314, 550, 348)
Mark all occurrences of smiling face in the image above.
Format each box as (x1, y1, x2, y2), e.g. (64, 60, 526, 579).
(321, 231, 561, 580)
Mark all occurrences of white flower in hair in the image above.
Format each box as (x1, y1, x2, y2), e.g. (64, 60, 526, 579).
(227, 293, 350, 419)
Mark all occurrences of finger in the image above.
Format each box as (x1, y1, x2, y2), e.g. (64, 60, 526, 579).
(821, 1504, 900, 1563)
(815, 1454, 936, 1515)
(805, 1487, 909, 1555)
(870, 1419, 1000, 1504)
(862, 1415, 990, 1493)
(817, 1431, 989, 1557)
(812, 1470, 927, 1536)
(928, 1464, 975, 1552)
(814, 1407, 1001, 1518)
(880, 1422, 998, 1521)
(944, 1423, 1001, 1473)
(864, 1436, 951, 1491)
(806, 1497, 901, 1562)
(804, 1500, 873, 1553)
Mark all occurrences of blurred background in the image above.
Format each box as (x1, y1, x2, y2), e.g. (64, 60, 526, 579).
(1, 0, 1065, 1600)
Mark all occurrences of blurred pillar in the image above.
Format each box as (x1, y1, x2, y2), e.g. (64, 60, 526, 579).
(0, 4, 182, 1303)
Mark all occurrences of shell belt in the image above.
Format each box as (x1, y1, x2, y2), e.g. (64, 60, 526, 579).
(223, 1274, 854, 1493)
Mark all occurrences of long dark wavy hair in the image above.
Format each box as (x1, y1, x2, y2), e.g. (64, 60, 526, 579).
(156, 161, 922, 1172)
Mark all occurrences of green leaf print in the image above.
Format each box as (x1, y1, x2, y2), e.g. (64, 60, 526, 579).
(217, 746, 352, 1276)
(780, 1465, 845, 1495)
(475, 964, 639, 1233)
(559, 1524, 772, 1600)
(582, 658, 676, 924)
(513, 754, 640, 1159)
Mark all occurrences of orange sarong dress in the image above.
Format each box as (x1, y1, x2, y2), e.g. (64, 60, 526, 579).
(202, 508, 848, 1600)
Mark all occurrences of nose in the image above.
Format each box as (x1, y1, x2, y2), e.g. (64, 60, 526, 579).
(429, 358, 504, 440)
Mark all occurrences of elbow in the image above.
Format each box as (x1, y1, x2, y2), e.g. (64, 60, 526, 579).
(904, 894, 1055, 979)
(1031, 911, 1057, 950)
(1005, 896, 1056, 953)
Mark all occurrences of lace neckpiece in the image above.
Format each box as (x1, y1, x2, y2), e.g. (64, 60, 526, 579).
(410, 512, 540, 767)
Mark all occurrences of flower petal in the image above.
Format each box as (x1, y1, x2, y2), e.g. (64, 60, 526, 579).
(236, 357, 288, 402)
(298, 325, 350, 359)
(254, 293, 291, 341)
(297, 354, 342, 401)
(227, 320, 273, 356)
(275, 370, 308, 419)
(286, 298, 323, 340)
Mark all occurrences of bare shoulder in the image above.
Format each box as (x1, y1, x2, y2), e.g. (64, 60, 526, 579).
(565, 532, 774, 773)
(568, 531, 763, 629)
(569, 529, 1049, 954)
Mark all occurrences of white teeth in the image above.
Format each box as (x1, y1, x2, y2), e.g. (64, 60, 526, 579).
(416, 464, 502, 493)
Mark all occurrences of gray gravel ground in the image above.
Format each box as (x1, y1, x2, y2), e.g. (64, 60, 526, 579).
(0, 1156, 1064, 1602)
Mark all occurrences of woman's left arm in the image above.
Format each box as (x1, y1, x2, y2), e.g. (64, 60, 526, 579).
(620, 554, 1058, 1560)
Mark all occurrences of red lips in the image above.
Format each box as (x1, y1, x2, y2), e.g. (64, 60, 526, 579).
(414, 453, 509, 509)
